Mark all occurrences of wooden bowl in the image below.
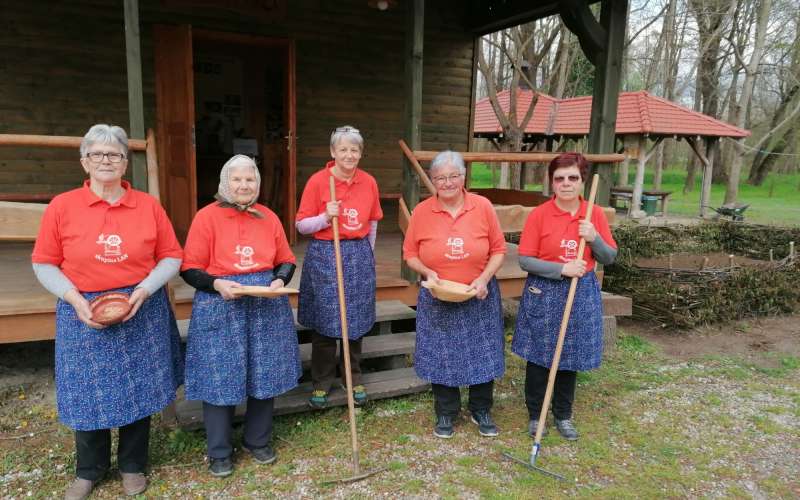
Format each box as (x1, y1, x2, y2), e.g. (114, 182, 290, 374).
(231, 286, 299, 298)
(89, 292, 132, 325)
(422, 279, 477, 303)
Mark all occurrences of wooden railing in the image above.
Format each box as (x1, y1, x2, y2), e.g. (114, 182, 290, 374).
(0, 128, 160, 201)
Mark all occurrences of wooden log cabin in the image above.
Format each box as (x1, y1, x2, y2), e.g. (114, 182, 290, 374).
(0, 0, 632, 345)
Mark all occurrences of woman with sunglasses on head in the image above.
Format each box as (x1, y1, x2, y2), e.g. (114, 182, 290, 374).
(295, 126, 383, 409)
(512, 152, 617, 442)
(31, 124, 184, 499)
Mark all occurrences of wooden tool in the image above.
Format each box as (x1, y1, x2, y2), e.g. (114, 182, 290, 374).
(230, 286, 298, 298)
(323, 175, 385, 484)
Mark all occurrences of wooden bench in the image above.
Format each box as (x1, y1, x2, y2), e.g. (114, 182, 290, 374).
(610, 186, 672, 216)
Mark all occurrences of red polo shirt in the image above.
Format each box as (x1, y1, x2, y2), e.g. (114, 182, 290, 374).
(403, 191, 507, 285)
(32, 180, 182, 292)
(295, 161, 383, 240)
(182, 202, 295, 276)
(517, 197, 616, 270)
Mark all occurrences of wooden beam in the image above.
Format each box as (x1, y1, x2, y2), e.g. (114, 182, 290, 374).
(0, 134, 146, 151)
(145, 128, 161, 201)
(124, 0, 147, 191)
(586, 0, 628, 206)
(399, 140, 436, 195)
(398, 197, 411, 235)
(413, 150, 625, 163)
(559, 0, 606, 64)
(402, 0, 424, 282)
(0, 202, 46, 241)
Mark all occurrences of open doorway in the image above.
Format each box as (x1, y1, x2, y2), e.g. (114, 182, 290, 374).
(154, 26, 296, 242)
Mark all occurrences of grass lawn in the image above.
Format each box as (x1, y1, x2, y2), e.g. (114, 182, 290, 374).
(469, 163, 800, 226)
(2, 325, 798, 498)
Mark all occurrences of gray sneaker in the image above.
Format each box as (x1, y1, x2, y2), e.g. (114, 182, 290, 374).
(434, 415, 454, 438)
(64, 478, 95, 500)
(244, 444, 277, 465)
(528, 419, 548, 438)
(555, 419, 579, 440)
(209, 457, 234, 477)
(470, 410, 499, 437)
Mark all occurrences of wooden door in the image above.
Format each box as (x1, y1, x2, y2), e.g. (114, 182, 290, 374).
(283, 41, 297, 244)
(154, 24, 197, 242)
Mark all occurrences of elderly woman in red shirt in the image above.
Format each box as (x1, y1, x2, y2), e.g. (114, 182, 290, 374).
(31, 124, 183, 499)
(513, 152, 617, 441)
(181, 154, 301, 478)
(295, 125, 383, 409)
(403, 150, 507, 439)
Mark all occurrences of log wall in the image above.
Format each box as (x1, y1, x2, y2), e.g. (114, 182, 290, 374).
(0, 0, 474, 198)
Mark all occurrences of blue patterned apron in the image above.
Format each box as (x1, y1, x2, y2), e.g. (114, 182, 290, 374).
(512, 271, 604, 371)
(55, 286, 183, 431)
(184, 270, 302, 406)
(297, 238, 376, 340)
(414, 278, 505, 386)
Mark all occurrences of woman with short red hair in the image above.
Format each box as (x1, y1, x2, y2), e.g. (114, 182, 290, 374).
(513, 152, 617, 441)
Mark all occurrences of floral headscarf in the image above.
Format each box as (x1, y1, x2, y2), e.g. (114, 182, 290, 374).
(215, 154, 263, 218)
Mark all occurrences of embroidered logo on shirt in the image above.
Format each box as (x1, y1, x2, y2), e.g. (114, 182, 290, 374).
(234, 245, 258, 270)
(558, 239, 578, 262)
(444, 236, 470, 260)
(95, 233, 129, 264)
(342, 207, 362, 231)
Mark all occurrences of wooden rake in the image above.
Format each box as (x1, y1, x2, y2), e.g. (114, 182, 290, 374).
(502, 173, 600, 481)
(322, 175, 386, 484)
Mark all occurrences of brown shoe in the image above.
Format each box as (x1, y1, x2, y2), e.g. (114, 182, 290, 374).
(120, 472, 147, 496)
(64, 478, 94, 500)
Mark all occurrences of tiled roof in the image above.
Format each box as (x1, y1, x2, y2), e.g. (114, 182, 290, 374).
(473, 89, 750, 138)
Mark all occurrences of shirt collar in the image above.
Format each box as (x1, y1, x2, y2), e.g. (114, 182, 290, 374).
(431, 189, 476, 214)
(550, 196, 587, 218)
(326, 161, 362, 184)
(81, 180, 136, 208)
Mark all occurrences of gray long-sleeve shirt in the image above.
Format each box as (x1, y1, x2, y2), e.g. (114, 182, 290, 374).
(518, 236, 617, 280)
(33, 257, 182, 299)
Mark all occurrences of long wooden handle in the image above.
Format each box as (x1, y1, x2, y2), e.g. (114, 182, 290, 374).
(398, 139, 437, 196)
(329, 175, 361, 475)
(533, 174, 599, 446)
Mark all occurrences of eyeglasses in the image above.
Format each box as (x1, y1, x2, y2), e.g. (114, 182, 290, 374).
(553, 174, 581, 184)
(334, 126, 360, 134)
(86, 151, 125, 163)
(432, 174, 464, 185)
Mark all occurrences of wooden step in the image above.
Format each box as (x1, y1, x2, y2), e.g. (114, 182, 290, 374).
(174, 367, 430, 429)
(177, 299, 416, 340)
(298, 332, 415, 368)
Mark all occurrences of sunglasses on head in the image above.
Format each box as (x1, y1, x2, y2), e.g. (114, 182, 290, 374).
(553, 174, 581, 183)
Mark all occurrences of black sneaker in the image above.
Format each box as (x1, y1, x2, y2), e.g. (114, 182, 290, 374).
(433, 415, 454, 439)
(555, 419, 579, 441)
(244, 444, 277, 465)
(209, 457, 233, 477)
(470, 410, 499, 437)
(528, 419, 548, 438)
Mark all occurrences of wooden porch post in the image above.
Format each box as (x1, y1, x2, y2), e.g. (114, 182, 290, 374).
(585, 0, 628, 206)
(124, 0, 147, 191)
(402, 0, 424, 282)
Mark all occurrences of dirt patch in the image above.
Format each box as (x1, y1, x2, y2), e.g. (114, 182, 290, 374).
(621, 314, 800, 366)
(635, 251, 771, 270)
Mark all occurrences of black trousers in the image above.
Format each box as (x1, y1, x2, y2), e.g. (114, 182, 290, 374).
(75, 416, 150, 481)
(525, 362, 577, 421)
(431, 380, 494, 418)
(202, 397, 274, 460)
(311, 331, 362, 392)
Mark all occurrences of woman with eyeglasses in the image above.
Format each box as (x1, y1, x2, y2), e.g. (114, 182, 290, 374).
(181, 154, 301, 477)
(295, 126, 383, 409)
(402, 150, 506, 439)
(31, 124, 184, 499)
(513, 152, 617, 442)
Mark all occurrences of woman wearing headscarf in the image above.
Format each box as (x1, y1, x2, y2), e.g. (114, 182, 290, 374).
(513, 152, 617, 441)
(403, 150, 507, 439)
(181, 154, 301, 477)
(295, 126, 383, 409)
(31, 124, 183, 499)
